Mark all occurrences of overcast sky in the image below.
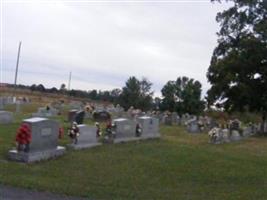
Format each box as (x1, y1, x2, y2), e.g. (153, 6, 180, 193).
(1, 0, 231, 97)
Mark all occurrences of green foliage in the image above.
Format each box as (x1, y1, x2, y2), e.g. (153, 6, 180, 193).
(207, 0, 267, 114)
(119, 77, 153, 111)
(161, 76, 205, 114)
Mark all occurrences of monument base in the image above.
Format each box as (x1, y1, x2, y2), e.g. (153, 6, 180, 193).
(114, 134, 161, 143)
(141, 133, 161, 140)
(8, 146, 66, 163)
(114, 137, 141, 144)
(67, 143, 102, 150)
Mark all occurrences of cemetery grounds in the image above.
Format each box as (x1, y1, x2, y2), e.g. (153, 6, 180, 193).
(0, 102, 267, 200)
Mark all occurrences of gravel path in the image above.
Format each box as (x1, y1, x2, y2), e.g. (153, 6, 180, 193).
(0, 185, 89, 200)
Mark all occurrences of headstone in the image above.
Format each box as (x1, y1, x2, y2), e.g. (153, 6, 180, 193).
(221, 129, 230, 143)
(69, 101, 83, 110)
(163, 115, 172, 126)
(187, 120, 200, 133)
(137, 116, 160, 139)
(84, 111, 92, 119)
(156, 113, 164, 124)
(209, 128, 231, 144)
(171, 112, 179, 125)
(181, 113, 192, 126)
(68, 124, 101, 149)
(32, 107, 58, 117)
(113, 118, 138, 143)
(8, 117, 65, 163)
(243, 127, 252, 137)
(230, 119, 241, 130)
(208, 127, 222, 144)
(208, 118, 218, 130)
(229, 130, 242, 141)
(93, 110, 111, 122)
(68, 109, 78, 122)
(113, 104, 124, 118)
(16, 101, 21, 113)
(0, 111, 14, 124)
(74, 111, 85, 124)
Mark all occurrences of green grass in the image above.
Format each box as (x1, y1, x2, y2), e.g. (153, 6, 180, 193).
(1, 107, 267, 199)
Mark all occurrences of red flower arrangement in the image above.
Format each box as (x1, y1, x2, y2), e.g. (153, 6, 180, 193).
(15, 123, 32, 145)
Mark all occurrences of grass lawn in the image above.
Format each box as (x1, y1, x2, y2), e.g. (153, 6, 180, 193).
(0, 105, 267, 199)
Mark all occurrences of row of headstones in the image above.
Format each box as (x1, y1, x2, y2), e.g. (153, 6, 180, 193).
(208, 125, 258, 144)
(32, 107, 60, 118)
(0, 96, 31, 116)
(32, 100, 81, 119)
(185, 116, 217, 133)
(0, 106, 59, 124)
(0, 96, 30, 108)
(70, 108, 147, 123)
(154, 112, 199, 126)
(8, 116, 160, 163)
(0, 96, 16, 108)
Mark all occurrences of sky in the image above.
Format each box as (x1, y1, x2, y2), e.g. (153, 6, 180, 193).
(1, 0, 231, 97)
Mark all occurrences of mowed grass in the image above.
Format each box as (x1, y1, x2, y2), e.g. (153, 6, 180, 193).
(1, 106, 267, 199)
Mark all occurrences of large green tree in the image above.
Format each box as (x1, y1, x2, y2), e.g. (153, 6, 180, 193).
(161, 77, 205, 115)
(119, 77, 153, 111)
(207, 0, 267, 123)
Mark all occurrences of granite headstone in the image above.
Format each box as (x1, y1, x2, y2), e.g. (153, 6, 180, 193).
(8, 117, 65, 163)
(68, 124, 101, 149)
(137, 116, 160, 139)
(113, 118, 138, 143)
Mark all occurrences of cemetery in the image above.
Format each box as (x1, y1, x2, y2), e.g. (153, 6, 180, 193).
(0, 96, 266, 200)
(1, 0, 266, 199)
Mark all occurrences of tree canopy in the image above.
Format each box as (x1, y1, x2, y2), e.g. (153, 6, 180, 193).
(161, 76, 205, 115)
(118, 77, 153, 111)
(207, 0, 267, 114)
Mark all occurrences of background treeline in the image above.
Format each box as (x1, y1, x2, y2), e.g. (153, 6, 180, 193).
(4, 75, 205, 115)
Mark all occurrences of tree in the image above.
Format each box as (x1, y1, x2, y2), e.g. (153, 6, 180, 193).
(138, 77, 154, 110)
(59, 83, 66, 94)
(119, 76, 153, 111)
(161, 77, 205, 114)
(161, 81, 176, 112)
(30, 84, 37, 92)
(36, 84, 46, 92)
(88, 90, 98, 100)
(111, 88, 122, 104)
(153, 97, 162, 110)
(49, 87, 58, 93)
(207, 0, 267, 131)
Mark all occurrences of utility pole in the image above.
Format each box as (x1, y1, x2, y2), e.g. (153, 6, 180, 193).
(68, 71, 72, 91)
(14, 41, 22, 90)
